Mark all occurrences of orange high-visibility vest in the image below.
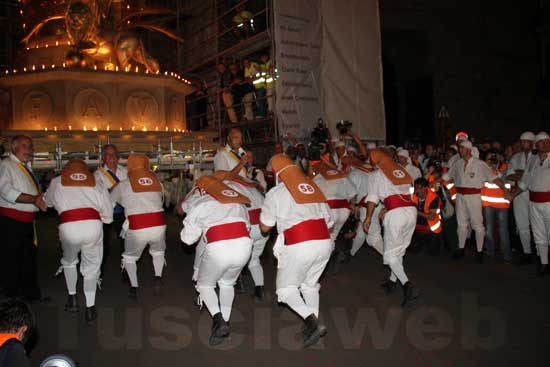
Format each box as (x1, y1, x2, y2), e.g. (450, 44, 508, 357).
(481, 167, 510, 209)
(413, 189, 442, 233)
(443, 180, 457, 203)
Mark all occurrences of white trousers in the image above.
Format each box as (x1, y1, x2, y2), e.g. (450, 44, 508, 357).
(59, 220, 103, 307)
(276, 239, 332, 318)
(329, 207, 351, 242)
(248, 225, 269, 286)
(513, 191, 532, 254)
(530, 201, 550, 265)
(456, 194, 485, 251)
(351, 205, 384, 256)
(196, 237, 252, 321)
(382, 207, 416, 285)
(122, 225, 167, 287)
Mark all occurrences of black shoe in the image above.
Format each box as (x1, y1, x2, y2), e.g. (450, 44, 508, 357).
(303, 314, 327, 348)
(85, 306, 97, 325)
(153, 276, 163, 296)
(477, 251, 484, 264)
(516, 253, 535, 266)
(209, 312, 230, 346)
(129, 287, 142, 303)
(253, 285, 265, 303)
(64, 295, 79, 313)
(535, 264, 549, 278)
(380, 280, 397, 295)
(401, 282, 421, 307)
(454, 248, 465, 259)
(235, 275, 247, 294)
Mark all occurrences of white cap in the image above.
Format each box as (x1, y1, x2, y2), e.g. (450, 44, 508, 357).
(397, 149, 410, 158)
(347, 146, 358, 154)
(520, 131, 535, 141)
(472, 147, 479, 158)
(535, 131, 549, 143)
(460, 140, 473, 150)
(366, 142, 377, 150)
(335, 141, 346, 148)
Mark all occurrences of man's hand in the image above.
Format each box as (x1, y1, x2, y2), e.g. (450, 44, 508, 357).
(34, 194, 47, 211)
(378, 208, 387, 221)
(363, 217, 372, 233)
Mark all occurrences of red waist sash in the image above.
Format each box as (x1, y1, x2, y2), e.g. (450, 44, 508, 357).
(248, 208, 261, 225)
(205, 221, 250, 244)
(283, 219, 330, 245)
(529, 191, 550, 203)
(60, 208, 100, 223)
(0, 207, 35, 223)
(383, 194, 415, 211)
(326, 199, 350, 210)
(128, 211, 166, 230)
(456, 187, 481, 195)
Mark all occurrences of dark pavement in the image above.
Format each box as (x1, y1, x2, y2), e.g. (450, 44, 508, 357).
(27, 213, 549, 367)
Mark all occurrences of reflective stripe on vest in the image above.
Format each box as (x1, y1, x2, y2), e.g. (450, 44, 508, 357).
(413, 189, 442, 234)
(481, 182, 511, 209)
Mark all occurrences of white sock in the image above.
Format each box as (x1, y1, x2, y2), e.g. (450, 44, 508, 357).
(519, 230, 532, 254)
(538, 244, 549, 265)
(389, 271, 397, 282)
(197, 287, 220, 317)
(152, 254, 165, 277)
(124, 261, 139, 287)
(64, 266, 78, 295)
(83, 277, 97, 307)
(388, 258, 408, 285)
(281, 289, 311, 320)
(219, 286, 235, 321)
(248, 261, 264, 286)
(300, 287, 320, 317)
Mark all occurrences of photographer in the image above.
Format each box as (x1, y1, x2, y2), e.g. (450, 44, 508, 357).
(331, 121, 368, 169)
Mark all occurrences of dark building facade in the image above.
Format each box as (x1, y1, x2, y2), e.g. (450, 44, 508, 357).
(380, 0, 547, 145)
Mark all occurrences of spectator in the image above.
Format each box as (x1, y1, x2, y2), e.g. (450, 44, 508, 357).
(217, 62, 238, 124)
(242, 58, 260, 120)
(229, 62, 254, 121)
(397, 149, 422, 180)
(233, 4, 254, 39)
(0, 298, 34, 367)
(256, 53, 273, 116)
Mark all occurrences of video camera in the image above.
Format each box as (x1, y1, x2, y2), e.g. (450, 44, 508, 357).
(336, 120, 352, 135)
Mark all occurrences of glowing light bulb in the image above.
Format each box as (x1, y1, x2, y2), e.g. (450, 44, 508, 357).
(106, 125, 110, 131)
(41, 64, 45, 69)
(142, 126, 147, 132)
(92, 126, 98, 132)
(155, 126, 158, 131)
(164, 71, 168, 76)
(32, 65, 35, 71)
(119, 127, 122, 131)
(83, 125, 87, 131)
(62, 63, 66, 68)
(54, 126, 57, 131)
(132, 126, 135, 131)
(23, 67, 26, 72)
(51, 64, 55, 69)
(115, 66, 119, 71)
(55, 41, 59, 46)
(68, 125, 72, 131)
(94, 65, 97, 70)
(44, 127, 48, 132)
(165, 127, 168, 131)
(135, 66, 139, 73)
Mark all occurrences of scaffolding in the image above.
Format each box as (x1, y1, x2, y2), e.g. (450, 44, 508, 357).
(181, 0, 278, 165)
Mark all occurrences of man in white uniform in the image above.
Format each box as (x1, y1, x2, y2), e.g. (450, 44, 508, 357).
(515, 132, 550, 277)
(180, 175, 252, 345)
(213, 128, 250, 178)
(0, 135, 47, 302)
(213, 171, 269, 301)
(342, 156, 384, 257)
(94, 144, 128, 279)
(506, 131, 536, 263)
(111, 155, 166, 301)
(44, 159, 113, 324)
(443, 141, 508, 262)
(363, 150, 419, 306)
(397, 149, 422, 181)
(260, 154, 333, 348)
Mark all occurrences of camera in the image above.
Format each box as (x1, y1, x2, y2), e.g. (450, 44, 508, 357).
(336, 120, 352, 135)
(311, 118, 329, 145)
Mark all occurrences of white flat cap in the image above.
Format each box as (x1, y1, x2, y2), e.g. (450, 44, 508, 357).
(535, 131, 549, 143)
(519, 131, 535, 141)
(460, 140, 473, 150)
(397, 149, 410, 158)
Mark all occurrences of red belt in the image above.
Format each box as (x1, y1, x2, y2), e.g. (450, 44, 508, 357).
(205, 221, 250, 244)
(60, 208, 100, 223)
(0, 207, 35, 223)
(248, 208, 261, 226)
(529, 191, 550, 203)
(456, 187, 481, 195)
(326, 199, 350, 210)
(128, 211, 166, 230)
(383, 194, 415, 211)
(284, 218, 330, 245)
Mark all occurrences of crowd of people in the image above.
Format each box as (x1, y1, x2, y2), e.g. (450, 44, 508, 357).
(0, 125, 549, 361)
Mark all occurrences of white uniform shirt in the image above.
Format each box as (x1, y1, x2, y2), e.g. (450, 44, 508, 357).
(447, 153, 461, 170)
(347, 168, 372, 202)
(404, 163, 422, 181)
(313, 175, 358, 201)
(518, 154, 550, 192)
(213, 144, 247, 178)
(224, 181, 264, 210)
(506, 151, 535, 178)
(366, 169, 413, 204)
(180, 194, 250, 244)
(260, 182, 334, 234)
(44, 177, 113, 224)
(94, 164, 128, 191)
(443, 157, 496, 189)
(110, 179, 164, 216)
(0, 155, 40, 213)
